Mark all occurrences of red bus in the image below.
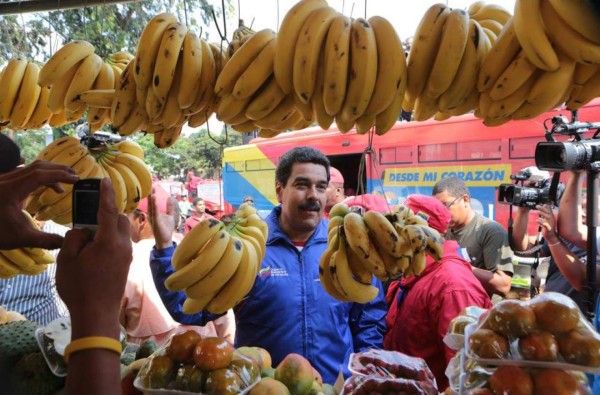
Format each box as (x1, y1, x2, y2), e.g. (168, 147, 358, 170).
(222, 99, 600, 229)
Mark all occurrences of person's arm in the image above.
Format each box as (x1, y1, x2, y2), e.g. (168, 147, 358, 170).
(472, 268, 512, 296)
(511, 207, 540, 252)
(56, 178, 132, 395)
(557, 171, 586, 249)
(538, 204, 596, 291)
(349, 279, 387, 351)
(148, 188, 220, 326)
(0, 160, 78, 250)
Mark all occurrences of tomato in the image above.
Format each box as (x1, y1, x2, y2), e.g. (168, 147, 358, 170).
(193, 336, 234, 371)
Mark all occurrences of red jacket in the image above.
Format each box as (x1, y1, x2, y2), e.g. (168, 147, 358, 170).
(384, 240, 492, 391)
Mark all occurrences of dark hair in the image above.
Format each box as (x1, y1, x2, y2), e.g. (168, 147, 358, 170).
(275, 147, 330, 186)
(432, 176, 470, 198)
(193, 197, 205, 206)
(0, 133, 21, 174)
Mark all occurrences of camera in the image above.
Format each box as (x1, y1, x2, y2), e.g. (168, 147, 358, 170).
(498, 169, 553, 209)
(72, 178, 102, 232)
(535, 116, 600, 171)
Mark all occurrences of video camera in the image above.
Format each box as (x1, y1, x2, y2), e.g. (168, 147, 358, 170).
(535, 115, 600, 171)
(498, 168, 553, 209)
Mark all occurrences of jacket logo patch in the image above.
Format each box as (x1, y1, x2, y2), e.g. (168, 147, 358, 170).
(259, 267, 289, 278)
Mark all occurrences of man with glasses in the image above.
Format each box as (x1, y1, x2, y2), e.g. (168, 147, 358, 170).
(432, 177, 513, 299)
(242, 195, 254, 205)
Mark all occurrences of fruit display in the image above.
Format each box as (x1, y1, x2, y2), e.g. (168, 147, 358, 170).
(466, 292, 600, 370)
(166, 202, 267, 314)
(342, 349, 437, 395)
(0, 211, 55, 278)
(0, 58, 52, 131)
(25, 136, 151, 223)
(319, 203, 444, 303)
(135, 331, 260, 393)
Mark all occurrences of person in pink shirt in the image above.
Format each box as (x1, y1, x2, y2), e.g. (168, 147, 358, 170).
(121, 186, 234, 345)
(184, 197, 214, 234)
(384, 195, 492, 391)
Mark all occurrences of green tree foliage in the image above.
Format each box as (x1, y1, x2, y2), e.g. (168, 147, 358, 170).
(0, 0, 220, 61)
(133, 126, 243, 179)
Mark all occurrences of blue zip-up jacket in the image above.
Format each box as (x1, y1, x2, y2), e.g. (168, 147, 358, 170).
(150, 206, 387, 384)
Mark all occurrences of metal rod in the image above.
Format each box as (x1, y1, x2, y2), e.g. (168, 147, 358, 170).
(0, 0, 138, 15)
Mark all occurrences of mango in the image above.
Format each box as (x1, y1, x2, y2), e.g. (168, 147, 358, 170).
(274, 353, 314, 395)
(248, 377, 291, 395)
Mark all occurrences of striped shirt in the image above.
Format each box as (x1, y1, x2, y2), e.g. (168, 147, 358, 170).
(0, 221, 68, 325)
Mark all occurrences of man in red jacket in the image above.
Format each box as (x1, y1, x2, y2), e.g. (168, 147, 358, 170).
(384, 194, 492, 391)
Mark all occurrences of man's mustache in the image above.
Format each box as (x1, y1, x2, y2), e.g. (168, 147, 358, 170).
(299, 202, 321, 211)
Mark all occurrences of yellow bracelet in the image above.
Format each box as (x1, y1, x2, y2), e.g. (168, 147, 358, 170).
(64, 336, 122, 364)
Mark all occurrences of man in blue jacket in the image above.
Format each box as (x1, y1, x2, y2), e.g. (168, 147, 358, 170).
(148, 146, 387, 384)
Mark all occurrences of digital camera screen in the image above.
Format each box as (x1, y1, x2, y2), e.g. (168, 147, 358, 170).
(73, 190, 100, 225)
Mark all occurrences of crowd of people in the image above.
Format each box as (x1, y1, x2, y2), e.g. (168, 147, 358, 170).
(1, 136, 599, 393)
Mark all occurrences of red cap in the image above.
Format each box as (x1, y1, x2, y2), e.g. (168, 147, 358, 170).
(343, 194, 390, 213)
(329, 167, 344, 184)
(404, 194, 451, 233)
(137, 184, 171, 214)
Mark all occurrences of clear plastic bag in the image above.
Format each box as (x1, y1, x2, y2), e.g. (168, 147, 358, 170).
(134, 330, 260, 394)
(464, 292, 600, 373)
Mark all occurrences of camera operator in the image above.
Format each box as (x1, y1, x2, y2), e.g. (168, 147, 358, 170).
(510, 169, 588, 311)
(556, 171, 600, 296)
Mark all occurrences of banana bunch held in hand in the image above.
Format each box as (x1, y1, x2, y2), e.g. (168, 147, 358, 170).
(0, 58, 52, 131)
(165, 203, 268, 315)
(320, 203, 444, 303)
(25, 137, 151, 224)
(0, 211, 55, 278)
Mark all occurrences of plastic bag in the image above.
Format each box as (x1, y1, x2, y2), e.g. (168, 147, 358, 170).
(465, 292, 600, 373)
(134, 330, 260, 394)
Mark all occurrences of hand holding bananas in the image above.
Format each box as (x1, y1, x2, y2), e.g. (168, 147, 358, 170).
(321, 199, 445, 303)
(0, 161, 78, 250)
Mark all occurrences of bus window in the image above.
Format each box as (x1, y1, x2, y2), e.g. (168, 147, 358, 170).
(510, 137, 540, 159)
(246, 158, 276, 171)
(227, 161, 245, 172)
(418, 142, 456, 162)
(457, 140, 502, 161)
(379, 146, 412, 165)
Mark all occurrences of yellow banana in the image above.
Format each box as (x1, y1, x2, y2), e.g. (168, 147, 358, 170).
(187, 103, 215, 128)
(426, 8, 470, 99)
(165, 230, 231, 291)
(177, 32, 204, 109)
(402, 224, 428, 253)
(487, 71, 538, 119)
(111, 61, 137, 128)
(419, 225, 444, 261)
(526, 52, 576, 107)
(155, 59, 184, 128)
(438, 25, 479, 112)
(100, 159, 127, 213)
(319, 232, 350, 302)
(182, 291, 219, 314)
(547, 0, 600, 45)
(35, 136, 79, 162)
(375, 82, 405, 136)
(478, 19, 504, 37)
(0, 58, 28, 123)
(111, 162, 142, 214)
(292, 6, 338, 104)
(47, 61, 81, 114)
(155, 125, 182, 149)
(80, 89, 115, 109)
(0, 252, 21, 278)
(413, 92, 438, 122)
(185, 236, 243, 298)
(239, 213, 269, 240)
(274, 0, 328, 94)
(183, 39, 217, 116)
(10, 62, 41, 129)
(362, 210, 404, 258)
(330, 233, 379, 304)
(346, 246, 374, 285)
(64, 53, 103, 112)
(406, 4, 451, 100)
(38, 153, 97, 207)
(1, 248, 39, 273)
(23, 247, 55, 265)
(477, 19, 520, 92)
(216, 93, 251, 123)
(573, 63, 598, 86)
(233, 38, 276, 100)
(567, 69, 600, 111)
(145, 86, 165, 123)
(110, 51, 134, 63)
(364, 16, 407, 117)
(38, 40, 95, 87)
(339, 18, 378, 122)
(134, 13, 179, 90)
(24, 87, 52, 130)
(152, 22, 188, 104)
(489, 50, 536, 101)
(293, 93, 314, 122)
(245, 76, 286, 121)
(311, 44, 333, 130)
(205, 236, 259, 314)
(322, 14, 351, 117)
(231, 224, 266, 263)
(513, 0, 558, 71)
(87, 62, 115, 125)
(471, 4, 512, 25)
(111, 140, 144, 159)
(409, 251, 427, 277)
(343, 212, 374, 260)
(541, 0, 600, 65)
(172, 218, 224, 270)
(253, 95, 295, 130)
(109, 152, 152, 199)
(214, 29, 276, 97)
(115, 106, 147, 136)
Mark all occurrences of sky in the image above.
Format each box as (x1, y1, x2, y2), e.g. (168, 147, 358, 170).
(194, 0, 517, 135)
